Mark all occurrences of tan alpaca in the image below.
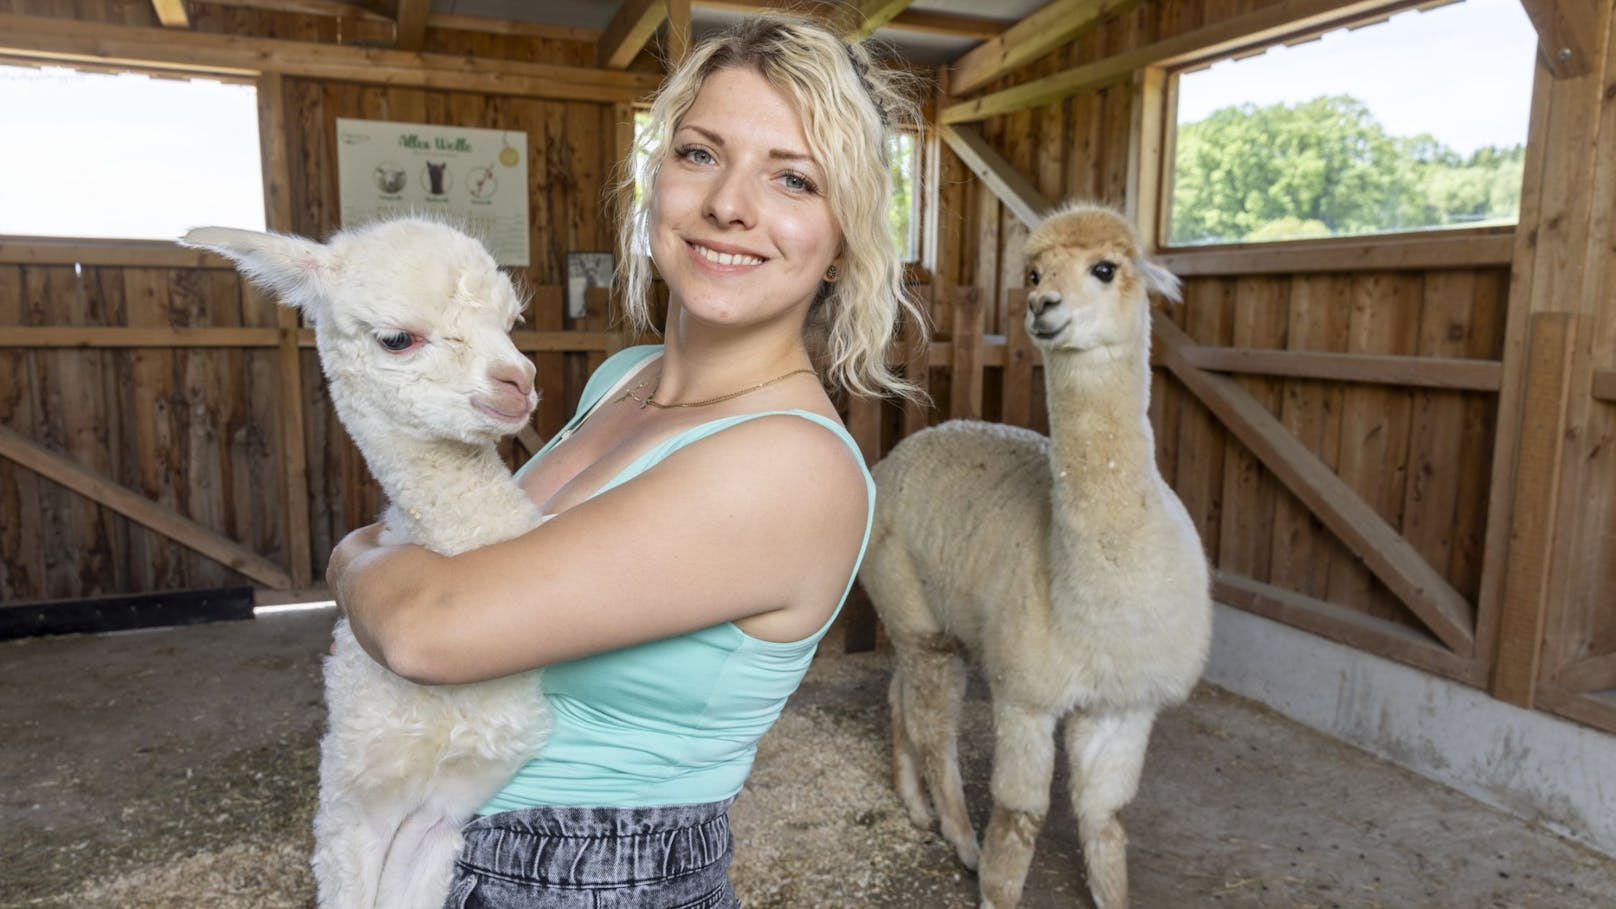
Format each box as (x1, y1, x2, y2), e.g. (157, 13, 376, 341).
(859, 203, 1211, 909)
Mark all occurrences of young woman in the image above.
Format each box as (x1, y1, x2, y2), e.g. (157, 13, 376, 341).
(326, 16, 924, 908)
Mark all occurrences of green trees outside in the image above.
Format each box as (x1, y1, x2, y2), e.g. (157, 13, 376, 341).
(1169, 95, 1524, 245)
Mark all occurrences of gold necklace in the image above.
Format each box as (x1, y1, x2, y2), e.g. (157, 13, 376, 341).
(617, 368, 817, 410)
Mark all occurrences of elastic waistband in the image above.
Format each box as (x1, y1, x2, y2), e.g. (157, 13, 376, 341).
(458, 799, 734, 887)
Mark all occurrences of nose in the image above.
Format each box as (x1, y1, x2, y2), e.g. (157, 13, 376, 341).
(704, 169, 756, 229)
(1028, 292, 1060, 317)
(489, 359, 534, 397)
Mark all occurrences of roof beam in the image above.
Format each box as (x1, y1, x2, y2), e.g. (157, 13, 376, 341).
(393, 0, 430, 51)
(950, 0, 1140, 96)
(941, 0, 1424, 123)
(836, 0, 914, 41)
(939, 123, 1052, 229)
(599, 0, 665, 68)
(667, 0, 692, 66)
(151, 0, 190, 28)
(193, 0, 393, 21)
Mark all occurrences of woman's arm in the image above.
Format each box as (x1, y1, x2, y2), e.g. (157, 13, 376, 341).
(327, 415, 867, 684)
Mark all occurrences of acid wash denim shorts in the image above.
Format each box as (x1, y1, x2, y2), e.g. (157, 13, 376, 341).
(443, 798, 740, 908)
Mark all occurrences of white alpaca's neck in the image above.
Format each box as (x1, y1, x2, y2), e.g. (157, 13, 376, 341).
(336, 397, 538, 556)
(1042, 336, 1157, 532)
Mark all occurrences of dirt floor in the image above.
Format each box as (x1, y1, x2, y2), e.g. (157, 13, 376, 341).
(4, 606, 1616, 909)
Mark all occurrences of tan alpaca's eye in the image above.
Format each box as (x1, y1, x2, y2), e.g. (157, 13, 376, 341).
(1090, 261, 1117, 283)
(1027, 269, 1040, 286)
(375, 330, 419, 353)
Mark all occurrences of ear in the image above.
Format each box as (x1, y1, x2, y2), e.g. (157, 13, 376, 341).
(1138, 257, 1182, 305)
(178, 227, 335, 323)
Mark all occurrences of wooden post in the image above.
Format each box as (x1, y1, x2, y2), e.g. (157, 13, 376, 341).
(1001, 288, 1037, 428)
(1491, 313, 1578, 706)
(950, 286, 984, 419)
(258, 71, 312, 590)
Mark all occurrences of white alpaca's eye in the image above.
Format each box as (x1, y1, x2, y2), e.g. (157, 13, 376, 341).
(376, 331, 417, 352)
(1027, 269, 1040, 286)
(1091, 261, 1117, 283)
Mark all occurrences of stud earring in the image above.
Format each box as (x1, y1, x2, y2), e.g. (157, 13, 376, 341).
(824, 264, 839, 282)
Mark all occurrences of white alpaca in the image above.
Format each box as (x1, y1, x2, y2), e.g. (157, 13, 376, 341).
(181, 218, 550, 909)
(859, 203, 1211, 909)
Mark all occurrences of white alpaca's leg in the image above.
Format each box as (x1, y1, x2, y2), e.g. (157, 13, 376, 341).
(1064, 709, 1155, 909)
(888, 671, 931, 828)
(373, 810, 466, 909)
(312, 794, 392, 909)
(978, 701, 1056, 909)
(895, 639, 976, 870)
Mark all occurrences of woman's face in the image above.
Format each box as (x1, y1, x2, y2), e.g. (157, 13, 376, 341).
(649, 66, 843, 333)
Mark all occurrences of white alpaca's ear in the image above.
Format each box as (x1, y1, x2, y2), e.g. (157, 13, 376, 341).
(178, 227, 335, 323)
(1138, 257, 1182, 305)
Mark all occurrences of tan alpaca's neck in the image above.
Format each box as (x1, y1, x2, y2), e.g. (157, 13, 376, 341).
(1041, 343, 1157, 523)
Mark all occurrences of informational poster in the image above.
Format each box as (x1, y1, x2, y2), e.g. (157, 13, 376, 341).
(335, 118, 530, 266)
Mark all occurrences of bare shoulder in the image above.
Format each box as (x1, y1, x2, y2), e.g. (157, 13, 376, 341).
(659, 412, 869, 519)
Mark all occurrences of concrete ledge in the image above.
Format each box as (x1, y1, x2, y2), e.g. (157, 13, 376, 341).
(1204, 602, 1616, 858)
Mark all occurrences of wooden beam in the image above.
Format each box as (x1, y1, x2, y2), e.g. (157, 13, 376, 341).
(393, 0, 430, 51)
(1178, 347, 1503, 392)
(667, 0, 692, 67)
(837, 0, 914, 41)
(426, 13, 601, 42)
(1516, 0, 1605, 79)
(1554, 651, 1616, 695)
(886, 10, 1011, 40)
(151, 0, 190, 28)
(1215, 570, 1477, 682)
(0, 13, 662, 103)
(0, 327, 281, 348)
(1593, 368, 1616, 402)
(950, 287, 985, 419)
(1154, 312, 1477, 655)
(941, 0, 1420, 123)
(0, 237, 226, 268)
(1157, 230, 1517, 275)
(191, 0, 392, 21)
(0, 425, 294, 589)
(939, 124, 1053, 230)
(1491, 312, 1578, 706)
(599, 0, 665, 69)
(950, 0, 1141, 96)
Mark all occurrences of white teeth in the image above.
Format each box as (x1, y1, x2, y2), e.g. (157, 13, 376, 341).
(694, 244, 763, 266)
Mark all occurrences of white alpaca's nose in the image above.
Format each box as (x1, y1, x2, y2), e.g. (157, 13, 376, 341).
(489, 361, 534, 397)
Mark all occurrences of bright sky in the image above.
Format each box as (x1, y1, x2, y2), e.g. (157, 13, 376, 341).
(0, 66, 266, 240)
(1176, 0, 1538, 154)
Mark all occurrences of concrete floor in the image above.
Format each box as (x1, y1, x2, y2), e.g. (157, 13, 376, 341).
(3, 608, 1615, 909)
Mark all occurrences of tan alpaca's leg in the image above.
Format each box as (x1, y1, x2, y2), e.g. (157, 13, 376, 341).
(1064, 709, 1156, 909)
(889, 670, 931, 828)
(978, 702, 1056, 909)
(895, 639, 977, 870)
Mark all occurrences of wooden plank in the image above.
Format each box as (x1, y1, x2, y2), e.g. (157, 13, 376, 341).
(186, 0, 392, 22)
(1555, 651, 1616, 695)
(1125, 65, 1166, 246)
(1534, 687, 1616, 737)
(0, 326, 280, 348)
(150, 0, 189, 28)
(1176, 346, 1502, 391)
(950, 286, 984, 420)
(0, 424, 292, 588)
(1155, 312, 1477, 654)
(393, 0, 429, 51)
(1492, 313, 1578, 706)
(1215, 276, 1287, 586)
(0, 13, 663, 103)
(426, 12, 601, 42)
(941, 0, 1430, 123)
(531, 286, 567, 440)
(886, 9, 1010, 39)
(1215, 570, 1476, 682)
(1516, 0, 1604, 79)
(1001, 288, 1037, 428)
(597, 0, 663, 69)
(1593, 368, 1616, 401)
(667, 0, 691, 66)
(1157, 230, 1517, 276)
(939, 124, 1053, 231)
(949, 0, 1140, 96)
(838, 0, 913, 40)
(845, 394, 882, 466)
(899, 289, 933, 436)
(0, 238, 227, 268)
(1170, 276, 1234, 557)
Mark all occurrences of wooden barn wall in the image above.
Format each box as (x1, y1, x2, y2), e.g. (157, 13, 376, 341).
(0, 2, 624, 601)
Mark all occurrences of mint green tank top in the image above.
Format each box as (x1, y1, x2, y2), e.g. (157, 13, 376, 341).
(479, 346, 875, 811)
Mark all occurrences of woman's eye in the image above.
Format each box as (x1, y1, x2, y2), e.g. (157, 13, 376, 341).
(781, 172, 817, 193)
(677, 145, 714, 165)
(1027, 269, 1040, 286)
(1091, 261, 1117, 283)
(376, 331, 417, 352)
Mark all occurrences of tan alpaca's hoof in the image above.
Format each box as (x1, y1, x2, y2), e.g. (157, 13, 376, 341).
(953, 835, 980, 872)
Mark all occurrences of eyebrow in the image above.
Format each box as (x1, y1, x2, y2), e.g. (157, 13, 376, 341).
(680, 124, 818, 167)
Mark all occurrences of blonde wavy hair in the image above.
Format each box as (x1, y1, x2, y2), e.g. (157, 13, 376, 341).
(615, 15, 927, 400)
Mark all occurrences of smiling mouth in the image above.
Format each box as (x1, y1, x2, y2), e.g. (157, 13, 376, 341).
(688, 241, 765, 267)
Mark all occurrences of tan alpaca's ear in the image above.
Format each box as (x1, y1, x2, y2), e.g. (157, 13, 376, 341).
(178, 227, 335, 324)
(1138, 257, 1182, 305)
